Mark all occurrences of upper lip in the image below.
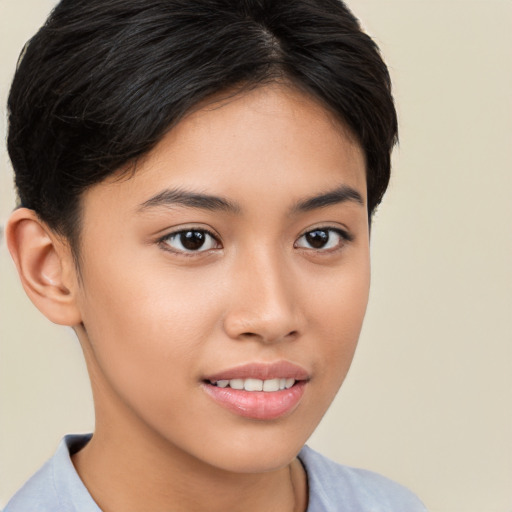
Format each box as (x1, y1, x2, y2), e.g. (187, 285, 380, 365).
(204, 361, 310, 382)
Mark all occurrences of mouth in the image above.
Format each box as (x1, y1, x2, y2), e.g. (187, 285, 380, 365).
(207, 377, 297, 392)
(202, 361, 309, 420)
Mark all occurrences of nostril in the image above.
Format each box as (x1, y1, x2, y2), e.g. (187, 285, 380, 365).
(223, 308, 301, 343)
(238, 330, 298, 342)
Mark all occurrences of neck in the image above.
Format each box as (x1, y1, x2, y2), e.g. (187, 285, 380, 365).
(71, 375, 307, 512)
(72, 427, 307, 512)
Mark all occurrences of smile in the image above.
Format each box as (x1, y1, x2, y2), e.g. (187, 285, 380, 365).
(209, 378, 296, 392)
(202, 361, 309, 420)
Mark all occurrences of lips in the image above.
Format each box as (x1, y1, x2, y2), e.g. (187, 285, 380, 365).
(202, 361, 309, 420)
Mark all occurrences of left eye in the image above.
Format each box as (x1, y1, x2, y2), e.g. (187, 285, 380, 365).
(161, 229, 220, 253)
(295, 228, 348, 251)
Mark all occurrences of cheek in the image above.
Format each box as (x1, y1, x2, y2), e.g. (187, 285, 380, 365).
(309, 255, 370, 329)
(306, 258, 370, 377)
(76, 256, 223, 402)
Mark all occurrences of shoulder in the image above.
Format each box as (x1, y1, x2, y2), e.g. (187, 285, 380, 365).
(298, 445, 428, 512)
(4, 434, 100, 512)
(3, 457, 59, 512)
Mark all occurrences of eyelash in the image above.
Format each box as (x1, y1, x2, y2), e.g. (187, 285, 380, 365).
(157, 226, 352, 256)
(158, 228, 221, 256)
(294, 227, 353, 253)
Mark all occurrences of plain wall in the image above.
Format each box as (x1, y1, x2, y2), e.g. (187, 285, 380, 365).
(1, 1, 511, 511)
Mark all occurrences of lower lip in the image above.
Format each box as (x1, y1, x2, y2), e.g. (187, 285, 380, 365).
(202, 381, 307, 420)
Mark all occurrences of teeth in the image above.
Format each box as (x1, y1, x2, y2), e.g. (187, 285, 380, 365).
(230, 379, 244, 390)
(211, 378, 297, 392)
(244, 378, 263, 391)
(285, 378, 295, 389)
(263, 378, 280, 392)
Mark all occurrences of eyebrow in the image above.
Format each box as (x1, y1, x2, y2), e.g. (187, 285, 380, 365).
(138, 184, 364, 215)
(292, 185, 364, 213)
(138, 188, 241, 214)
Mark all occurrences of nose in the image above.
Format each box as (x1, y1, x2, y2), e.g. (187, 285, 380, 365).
(222, 249, 303, 344)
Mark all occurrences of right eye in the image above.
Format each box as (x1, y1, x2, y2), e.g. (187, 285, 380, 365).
(160, 229, 221, 254)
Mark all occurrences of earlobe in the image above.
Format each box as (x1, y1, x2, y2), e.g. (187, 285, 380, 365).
(6, 208, 82, 326)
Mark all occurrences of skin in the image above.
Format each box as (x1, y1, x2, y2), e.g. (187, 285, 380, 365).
(7, 84, 370, 512)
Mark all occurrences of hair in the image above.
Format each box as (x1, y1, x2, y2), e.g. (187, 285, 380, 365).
(8, 0, 398, 255)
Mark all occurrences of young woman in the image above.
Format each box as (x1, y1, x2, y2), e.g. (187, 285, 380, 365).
(5, 1, 426, 510)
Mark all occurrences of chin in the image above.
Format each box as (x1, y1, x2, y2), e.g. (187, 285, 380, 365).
(206, 441, 303, 474)
(184, 418, 315, 474)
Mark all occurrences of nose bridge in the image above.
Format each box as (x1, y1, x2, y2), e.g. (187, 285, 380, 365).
(223, 244, 300, 342)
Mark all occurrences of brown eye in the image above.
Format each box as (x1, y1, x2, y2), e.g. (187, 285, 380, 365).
(180, 231, 207, 250)
(305, 230, 329, 249)
(162, 229, 219, 253)
(295, 228, 349, 251)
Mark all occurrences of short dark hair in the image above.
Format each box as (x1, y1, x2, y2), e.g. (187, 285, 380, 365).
(8, 0, 397, 253)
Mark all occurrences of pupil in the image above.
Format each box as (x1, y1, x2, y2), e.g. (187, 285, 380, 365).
(306, 230, 328, 248)
(180, 231, 205, 250)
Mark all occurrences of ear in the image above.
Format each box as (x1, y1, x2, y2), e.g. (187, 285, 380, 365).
(6, 208, 82, 326)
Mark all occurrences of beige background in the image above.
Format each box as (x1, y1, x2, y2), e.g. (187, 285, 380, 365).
(1, 1, 511, 510)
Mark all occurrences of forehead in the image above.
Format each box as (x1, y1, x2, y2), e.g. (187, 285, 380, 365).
(81, 84, 366, 219)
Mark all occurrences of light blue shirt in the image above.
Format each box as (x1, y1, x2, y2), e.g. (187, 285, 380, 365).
(4, 434, 427, 511)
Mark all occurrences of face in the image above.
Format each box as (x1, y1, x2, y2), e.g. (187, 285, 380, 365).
(73, 84, 370, 473)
